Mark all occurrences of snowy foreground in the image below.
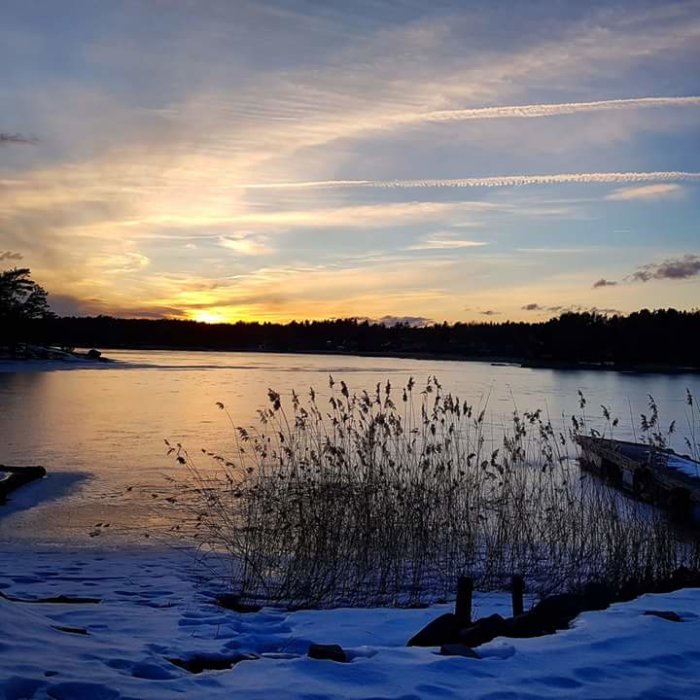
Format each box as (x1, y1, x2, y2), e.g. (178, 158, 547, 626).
(1, 548, 700, 699)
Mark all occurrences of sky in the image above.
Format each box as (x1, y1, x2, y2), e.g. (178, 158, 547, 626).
(1, 0, 699, 325)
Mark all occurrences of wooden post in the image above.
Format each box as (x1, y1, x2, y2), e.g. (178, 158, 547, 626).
(455, 576, 473, 625)
(511, 575, 524, 617)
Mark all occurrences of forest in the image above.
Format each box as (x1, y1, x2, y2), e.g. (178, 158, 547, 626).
(11, 308, 700, 370)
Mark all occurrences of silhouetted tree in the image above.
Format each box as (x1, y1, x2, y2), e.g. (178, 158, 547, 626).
(0, 268, 54, 348)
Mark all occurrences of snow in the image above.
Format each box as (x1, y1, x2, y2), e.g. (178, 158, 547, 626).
(2, 547, 700, 699)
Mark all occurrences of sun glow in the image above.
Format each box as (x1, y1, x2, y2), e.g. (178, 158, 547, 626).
(189, 310, 228, 324)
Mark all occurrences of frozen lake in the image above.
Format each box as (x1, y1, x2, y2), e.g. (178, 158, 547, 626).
(1, 350, 698, 545)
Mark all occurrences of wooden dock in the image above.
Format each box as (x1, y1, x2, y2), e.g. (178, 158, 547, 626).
(575, 435, 700, 524)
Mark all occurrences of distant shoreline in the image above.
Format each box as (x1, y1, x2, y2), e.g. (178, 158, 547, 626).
(7, 345, 695, 376)
(0, 344, 113, 365)
(18, 310, 700, 375)
(108, 345, 700, 374)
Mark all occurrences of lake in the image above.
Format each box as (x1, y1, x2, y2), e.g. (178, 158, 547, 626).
(1, 350, 698, 546)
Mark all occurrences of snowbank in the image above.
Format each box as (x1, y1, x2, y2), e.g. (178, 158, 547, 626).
(1, 547, 700, 699)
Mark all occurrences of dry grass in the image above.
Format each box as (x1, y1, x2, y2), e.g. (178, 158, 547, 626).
(167, 378, 700, 608)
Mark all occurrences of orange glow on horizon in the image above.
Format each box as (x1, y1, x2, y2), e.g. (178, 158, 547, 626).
(188, 310, 230, 324)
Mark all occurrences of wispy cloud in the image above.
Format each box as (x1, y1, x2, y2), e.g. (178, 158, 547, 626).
(409, 233, 488, 251)
(96, 252, 150, 275)
(0, 250, 24, 262)
(605, 183, 686, 201)
(197, 5, 700, 156)
(219, 234, 272, 256)
(123, 201, 501, 232)
(593, 278, 618, 288)
(3, 1, 700, 322)
(0, 132, 37, 145)
(522, 303, 544, 311)
(516, 247, 591, 254)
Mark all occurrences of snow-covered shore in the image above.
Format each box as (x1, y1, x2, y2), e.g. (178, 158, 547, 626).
(1, 546, 700, 699)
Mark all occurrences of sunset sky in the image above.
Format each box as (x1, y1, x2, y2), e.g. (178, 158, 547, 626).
(1, 0, 699, 324)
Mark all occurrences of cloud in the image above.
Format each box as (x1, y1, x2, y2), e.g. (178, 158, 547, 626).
(219, 234, 272, 255)
(45, 292, 185, 318)
(376, 315, 433, 327)
(117, 200, 506, 232)
(480, 310, 500, 316)
(0, 132, 37, 145)
(0, 250, 23, 261)
(98, 252, 150, 274)
(409, 233, 488, 251)
(606, 183, 686, 201)
(3, 2, 700, 324)
(516, 247, 590, 254)
(165, 4, 700, 158)
(629, 254, 700, 282)
(522, 303, 543, 311)
(47, 294, 107, 317)
(593, 278, 618, 288)
(557, 305, 622, 315)
(238, 171, 700, 191)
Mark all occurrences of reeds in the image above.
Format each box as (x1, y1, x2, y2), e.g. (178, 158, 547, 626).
(169, 378, 700, 608)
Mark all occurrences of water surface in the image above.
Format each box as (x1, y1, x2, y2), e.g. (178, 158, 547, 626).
(1, 350, 698, 545)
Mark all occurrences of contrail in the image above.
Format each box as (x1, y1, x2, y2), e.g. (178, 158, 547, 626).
(407, 96, 700, 125)
(371, 171, 700, 189)
(239, 171, 700, 190)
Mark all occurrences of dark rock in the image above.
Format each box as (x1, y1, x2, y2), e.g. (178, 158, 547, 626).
(439, 643, 480, 658)
(643, 610, 683, 622)
(52, 625, 89, 635)
(0, 465, 47, 503)
(407, 613, 462, 647)
(168, 653, 256, 674)
(502, 612, 555, 638)
(215, 593, 261, 613)
(582, 582, 614, 610)
(0, 591, 100, 604)
(531, 594, 586, 628)
(459, 613, 506, 647)
(308, 643, 347, 663)
(86, 348, 102, 360)
(617, 578, 644, 602)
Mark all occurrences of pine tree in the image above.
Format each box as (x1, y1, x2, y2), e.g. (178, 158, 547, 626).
(0, 268, 54, 348)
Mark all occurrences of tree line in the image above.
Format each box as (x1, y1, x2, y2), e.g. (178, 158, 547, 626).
(9, 309, 699, 369)
(2, 268, 698, 368)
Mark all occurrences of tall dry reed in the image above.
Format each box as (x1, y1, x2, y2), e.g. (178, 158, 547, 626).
(168, 378, 700, 608)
